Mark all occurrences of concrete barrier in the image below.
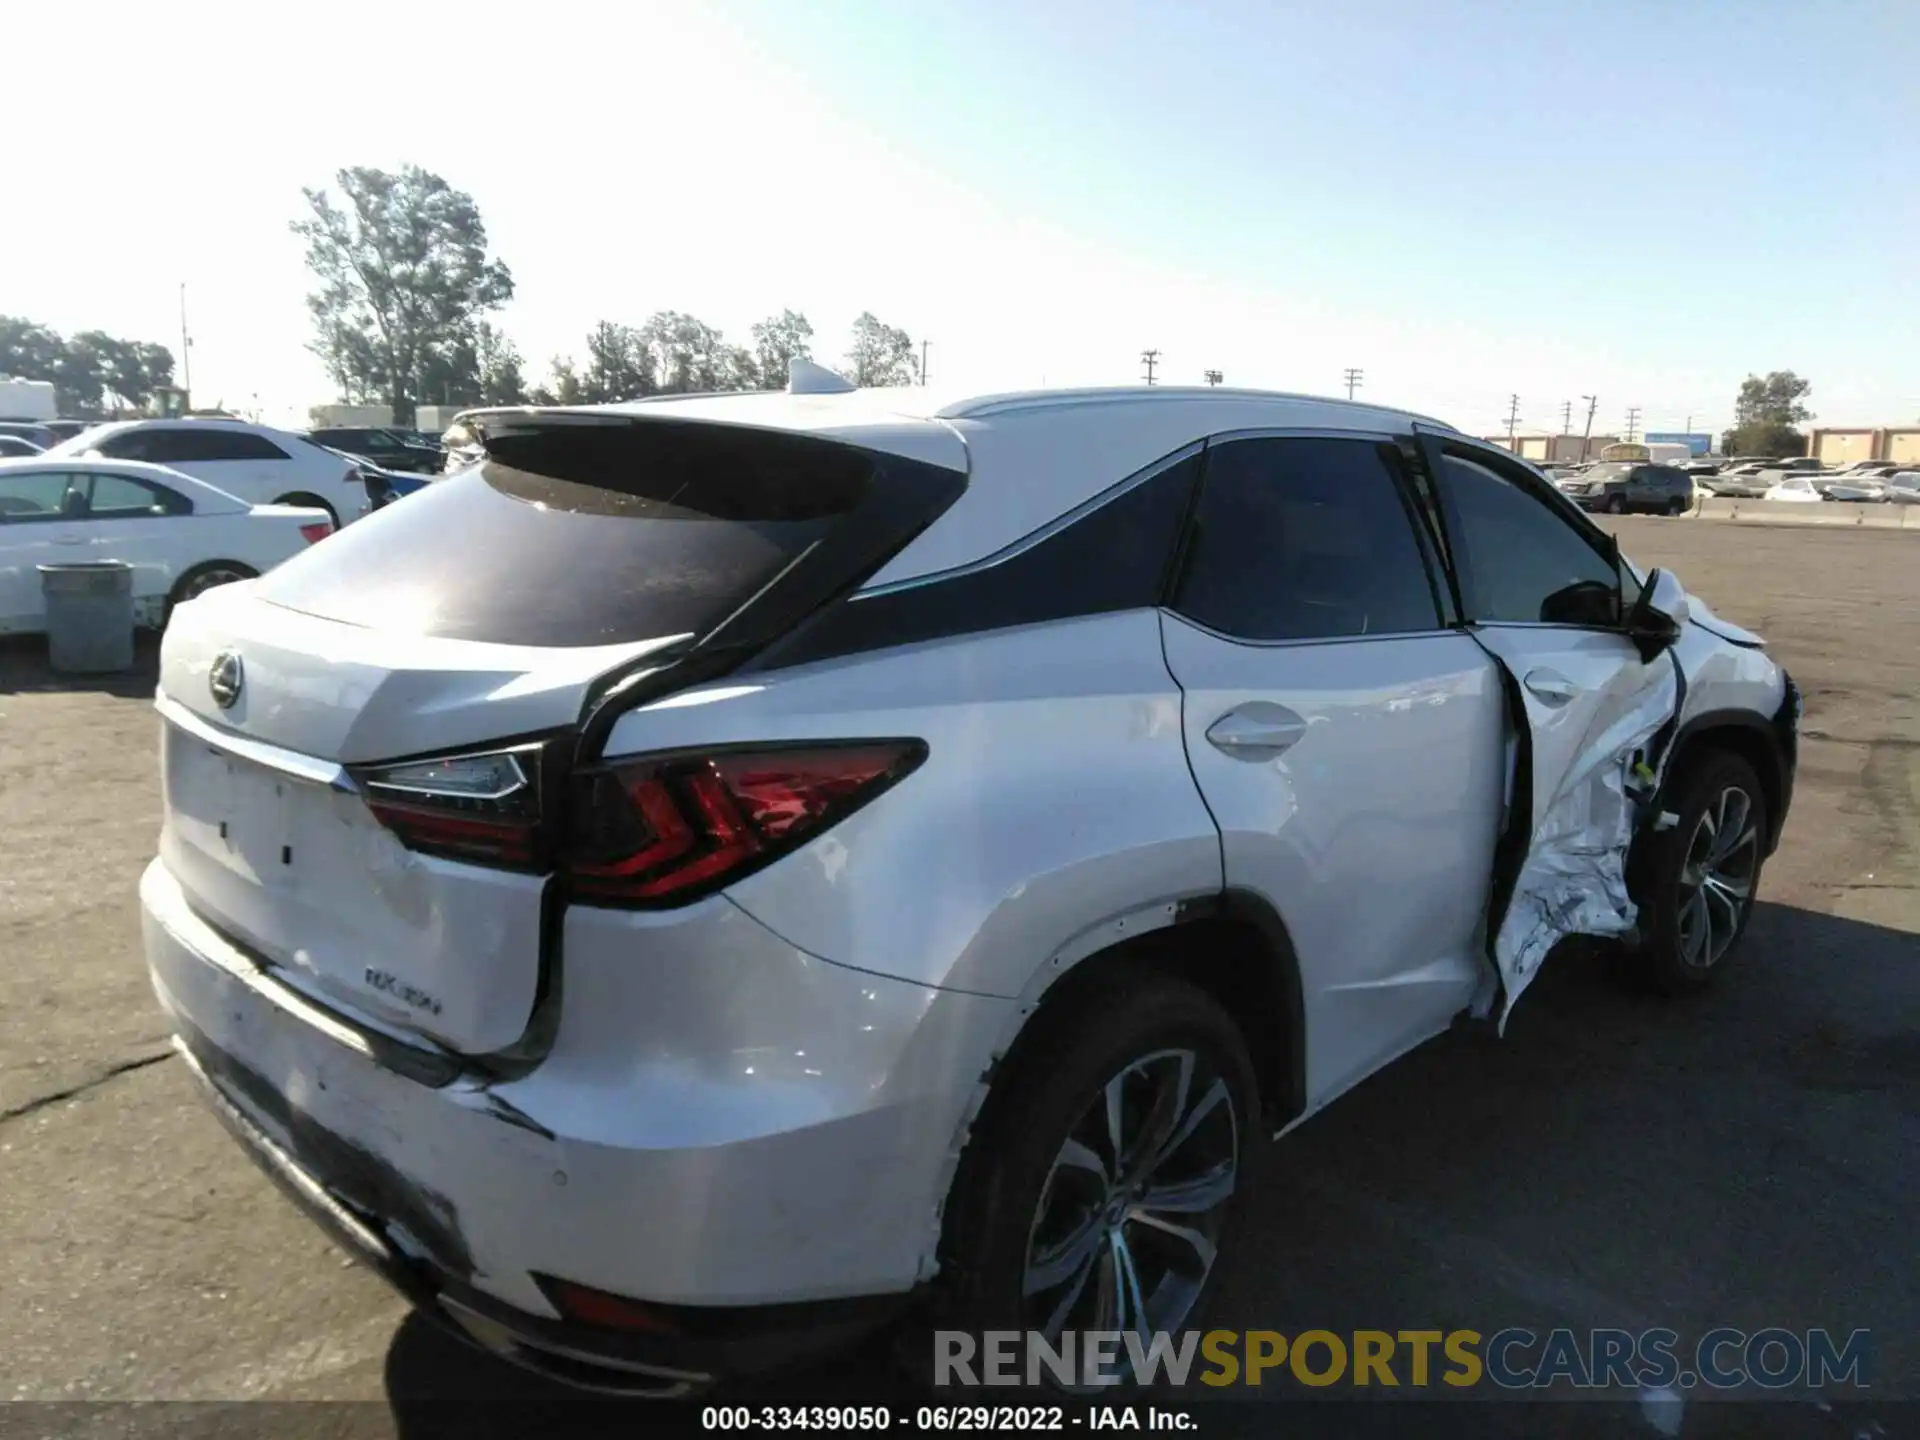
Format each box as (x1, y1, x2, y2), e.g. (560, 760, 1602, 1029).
(1688, 497, 1920, 530)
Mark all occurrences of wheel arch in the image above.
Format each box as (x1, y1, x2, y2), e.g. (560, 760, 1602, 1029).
(1654, 709, 1789, 855)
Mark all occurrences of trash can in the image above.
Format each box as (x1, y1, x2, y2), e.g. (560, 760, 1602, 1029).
(38, 561, 136, 674)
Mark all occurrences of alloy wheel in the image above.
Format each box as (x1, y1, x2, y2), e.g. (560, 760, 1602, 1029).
(1022, 1048, 1239, 1361)
(1677, 785, 1759, 969)
(181, 566, 251, 600)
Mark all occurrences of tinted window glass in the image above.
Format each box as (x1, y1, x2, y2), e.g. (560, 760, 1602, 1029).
(0, 471, 77, 520)
(87, 473, 188, 516)
(1172, 437, 1438, 641)
(761, 450, 1200, 668)
(254, 422, 889, 647)
(1440, 452, 1621, 625)
(119, 428, 290, 463)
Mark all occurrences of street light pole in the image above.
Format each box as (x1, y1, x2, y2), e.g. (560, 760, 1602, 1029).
(179, 282, 193, 411)
(1580, 395, 1597, 462)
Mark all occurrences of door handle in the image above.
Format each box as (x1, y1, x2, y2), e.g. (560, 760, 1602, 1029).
(1523, 669, 1579, 704)
(1206, 702, 1308, 759)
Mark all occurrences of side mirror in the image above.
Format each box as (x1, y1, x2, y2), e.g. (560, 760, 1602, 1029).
(1626, 567, 1690, 659)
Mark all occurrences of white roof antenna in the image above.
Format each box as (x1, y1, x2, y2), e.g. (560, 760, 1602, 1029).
(788, 357, 857, 395)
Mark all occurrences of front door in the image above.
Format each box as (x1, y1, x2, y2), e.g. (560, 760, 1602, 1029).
(0, 469, 85, 632)
(1423, 439, 1677, 1020)
(1159, 433, 1508, 1111)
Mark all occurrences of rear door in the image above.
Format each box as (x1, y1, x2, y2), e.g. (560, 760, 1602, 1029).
(155, 418, 966, 1054)
(1421, 438, 1675, 1018)
(1160, 433, 1508, 1108)
(71, 470, 197, 619)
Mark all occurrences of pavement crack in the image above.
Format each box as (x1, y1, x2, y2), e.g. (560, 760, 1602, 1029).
(0, 1050, 175, 1125)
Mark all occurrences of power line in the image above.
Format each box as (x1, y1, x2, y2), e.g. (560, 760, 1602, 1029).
(1580, 395, 1598, 462)
(920, 340, 929, 387)
(1140, 349, 1160, 386)
(1505, 394, 1521, 443)
(1560, 400, 1572, 435)
(1343, 367, 1364, 401)
(1625, 406, 1642, 443)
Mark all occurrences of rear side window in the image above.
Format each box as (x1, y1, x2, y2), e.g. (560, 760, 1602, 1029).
(254, 421, 912, 647)
(86, 473, 191, 517)
(108, 428, 290, 463)
(759, 449, 1201, 667)
(1172, 437, 1440, 641)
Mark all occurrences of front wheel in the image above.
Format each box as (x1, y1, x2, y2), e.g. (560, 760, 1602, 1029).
(1606, 494, 1627, 514)
(1631, 751, 1767, 993)
(932, 972, 1258, 1385)
(1669, 497, 1690, 516)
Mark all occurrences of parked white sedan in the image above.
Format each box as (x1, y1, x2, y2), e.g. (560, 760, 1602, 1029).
(0, 457, 334, 635)
(1762, 475, 1824, 503)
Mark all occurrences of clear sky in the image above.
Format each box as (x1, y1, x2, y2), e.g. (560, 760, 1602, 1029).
(5, 0, 1914, 436)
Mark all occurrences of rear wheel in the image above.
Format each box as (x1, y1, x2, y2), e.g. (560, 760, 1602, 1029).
(1631, 751, 1767, 993)
(1668, 497, 1689, 516)
(167, 561, 258, 625)
(930, 971, 1258, 1386)
(1606, 494, 1627, 514)
(275, 492, 339, 528)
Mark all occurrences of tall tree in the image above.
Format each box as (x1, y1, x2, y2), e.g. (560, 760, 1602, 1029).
(750, 310, 813, 390)
(292, 165, 514, 424)
(474, 322, 527, 405)
(1721, 370, 1814, 457)
(581, 322, 655, 402)
(639, 311, 730, 393)
(528, 356, 586, 407)
(845, 312, 917, 387)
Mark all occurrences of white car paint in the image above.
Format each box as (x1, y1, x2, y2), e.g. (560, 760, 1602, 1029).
(140, 383, 1794, 1391)
(0, 457, 331, 635)
(1763, 476, 1824, 502)
(45, 418, 368, 526)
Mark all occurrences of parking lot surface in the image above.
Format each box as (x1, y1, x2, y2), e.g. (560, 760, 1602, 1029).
(1, 518, 1914, 1437)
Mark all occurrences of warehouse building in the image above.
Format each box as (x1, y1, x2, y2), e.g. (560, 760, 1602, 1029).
(1484, 432, 1624, 463)
(1807, 427, 1920, 466)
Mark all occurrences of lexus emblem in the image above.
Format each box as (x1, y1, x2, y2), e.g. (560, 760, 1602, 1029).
(208, 651, 244, 709)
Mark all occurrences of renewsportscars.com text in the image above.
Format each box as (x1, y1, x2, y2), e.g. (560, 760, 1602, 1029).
(934, 1328, 1870, 1391)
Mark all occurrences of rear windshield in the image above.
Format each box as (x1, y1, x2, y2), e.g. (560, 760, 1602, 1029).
(254, 420, 879, 647)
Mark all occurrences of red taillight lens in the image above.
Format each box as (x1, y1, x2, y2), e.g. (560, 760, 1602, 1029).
(299, 521, 334, 544)
(353, 745, 546, 869)
(566, 741, 926, 905)
(536, 1276, 679, 1335)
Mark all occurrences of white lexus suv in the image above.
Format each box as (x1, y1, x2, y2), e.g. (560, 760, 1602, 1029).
(142, 376, 1797, 1395)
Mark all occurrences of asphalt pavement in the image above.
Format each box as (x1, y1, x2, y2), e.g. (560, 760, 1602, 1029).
(1, 517, 1914, 1439)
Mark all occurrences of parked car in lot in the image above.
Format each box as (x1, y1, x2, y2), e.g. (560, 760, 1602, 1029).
(0, 434, 45, 457)
(46, 419, 369, 527)
(0, 457, 333, 634)
(1555, 461, 1696, 514)
(1709, 464, 1775, 498)
(142, 383, 1797, 1394)
(1763, 475, 1824, 503)
(1881, 472, 1920, 504)
(357, 463, 435, 509)
(0, 420, 57, 451)
(304, 426, 446, 475)
(1819, 477, 1892, 503)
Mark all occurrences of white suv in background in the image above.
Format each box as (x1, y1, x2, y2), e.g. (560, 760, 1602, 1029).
(47, 419, 368, 527)
(142, 383, 1798, 1395)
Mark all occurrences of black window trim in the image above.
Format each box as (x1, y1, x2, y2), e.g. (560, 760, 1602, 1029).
(1164, 425, 1461, 649)
(1415, 426, 1628, 634)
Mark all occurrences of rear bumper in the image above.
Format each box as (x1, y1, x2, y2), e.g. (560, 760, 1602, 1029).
(141, 858, 1014, 1388)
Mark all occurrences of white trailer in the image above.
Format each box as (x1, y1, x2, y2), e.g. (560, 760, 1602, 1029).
(0, 377, 58, 422)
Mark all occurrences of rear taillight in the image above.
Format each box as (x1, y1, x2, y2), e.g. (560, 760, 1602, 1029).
(352, 744, 546, 869)
(565, 741, 926, 906)
(299, 521, 334, 544)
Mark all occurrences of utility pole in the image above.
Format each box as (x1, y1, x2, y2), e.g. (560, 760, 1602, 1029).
(1580, 395, 1597, 461)
(1140, 349, 1160, 386)
(1203, 370, 1223, 386)
(1625, 406, 1642, 443)
(179, 282, 193, 410)
(1560, 400, 1572, 435)
(1504, 393, 1521, 445)
(920, 340, 929, 387)
(1342, 367, 1364, 400)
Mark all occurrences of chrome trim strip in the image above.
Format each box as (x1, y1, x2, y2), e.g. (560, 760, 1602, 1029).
(157, 693, 355, 793)
(853, 440, 1206, 599)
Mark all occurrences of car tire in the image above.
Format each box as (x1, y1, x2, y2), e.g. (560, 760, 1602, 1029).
(274, 492, 340, 528)
(1668, 498, 1689, 516)
(926, 969, 1259, 1386)
(1606, 494, 1627, 514)
(1630, 750, 1768, 994)
(166, 561, 259, 627)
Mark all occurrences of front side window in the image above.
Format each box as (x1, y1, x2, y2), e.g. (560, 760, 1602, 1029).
(1172, 436, 1440, 642)
(1438, 450, 1622, 627)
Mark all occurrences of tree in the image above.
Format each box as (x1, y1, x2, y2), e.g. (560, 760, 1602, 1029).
(528, 356, 586, 407)
(474, 322, 526, 406)
(292, 165, 514, 424)
(639, 310, 731, 393)
(1721, 370, 1813, 457)
(750, 310, 813, 390)
(0, 317, 176, 415)
(580, 322, 655, 403)
(845, 312, 917, 387)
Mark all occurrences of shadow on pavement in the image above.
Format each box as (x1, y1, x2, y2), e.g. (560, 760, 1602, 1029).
(0, 631, 160, 696)
(380, 898, 1915, 1437)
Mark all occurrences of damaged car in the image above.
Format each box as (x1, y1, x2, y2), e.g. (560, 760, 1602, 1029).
(141, 377, 1798, 1394)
